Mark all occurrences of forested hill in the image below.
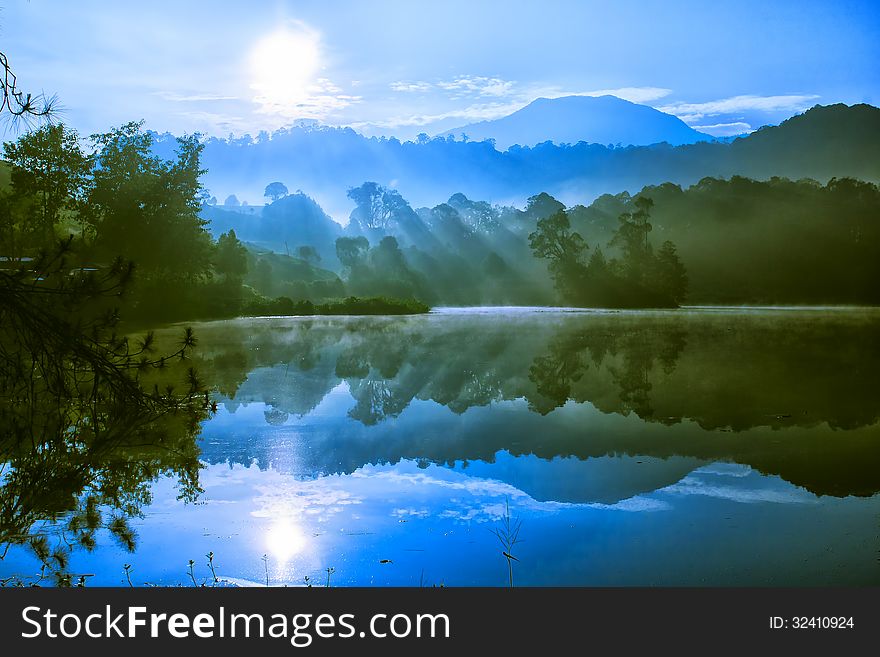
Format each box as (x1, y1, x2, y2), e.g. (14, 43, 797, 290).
(201, 175, 880, 307)
(568, 176, 880, 304)
(167, 103, 880, 213)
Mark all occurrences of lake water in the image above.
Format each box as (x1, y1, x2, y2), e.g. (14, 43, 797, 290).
(2, 307, 879, 586)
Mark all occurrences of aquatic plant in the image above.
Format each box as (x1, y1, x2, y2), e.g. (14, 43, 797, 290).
(490, 499, 523, 588)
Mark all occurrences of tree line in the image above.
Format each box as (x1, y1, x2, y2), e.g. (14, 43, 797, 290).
(528, 195, 687, 307)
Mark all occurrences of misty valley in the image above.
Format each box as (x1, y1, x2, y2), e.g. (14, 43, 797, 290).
(1, 44, 879, 588)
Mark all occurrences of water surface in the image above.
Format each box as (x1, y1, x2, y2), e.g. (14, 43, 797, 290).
(2, 307, 879, 586)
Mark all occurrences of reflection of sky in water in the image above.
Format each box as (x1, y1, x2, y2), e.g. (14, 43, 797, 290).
(3, 441, 878, 586)
(4, 309, 880, 586)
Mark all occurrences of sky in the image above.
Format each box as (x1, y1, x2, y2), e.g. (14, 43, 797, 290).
(2, 0, 878, 140)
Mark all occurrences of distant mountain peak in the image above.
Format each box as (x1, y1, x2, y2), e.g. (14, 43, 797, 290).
(439, 95, 710, 149)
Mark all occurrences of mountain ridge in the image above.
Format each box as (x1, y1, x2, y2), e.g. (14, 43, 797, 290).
(438, 94, 712, 149)
(158, 102, 880, 214)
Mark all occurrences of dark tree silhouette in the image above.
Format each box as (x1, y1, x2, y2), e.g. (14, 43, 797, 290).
(263, 181, 289, 202)
(215, 229, 248, 283)
(528, 209, 587, 302)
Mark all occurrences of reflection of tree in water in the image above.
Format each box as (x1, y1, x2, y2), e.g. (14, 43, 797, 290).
(193, 312, 879, 435)
(447, 370, 504, 414)
(336, 325, 509, 423)
(263, 408, 289, 425)
(0, 247, 210, 585)
(528, 325, 687, 418)
(336, 326, 418, 425)
(347, 379, 402, 426)
(527, 349, 587, 415)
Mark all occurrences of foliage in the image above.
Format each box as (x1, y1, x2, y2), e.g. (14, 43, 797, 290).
(347, 182, 410, 232)
(297, 245, 320, 265)
(85, 121, 213, 284)
(529, 195, 687, 307)
(215, 229, 248, 283)
(527, 210, 587, 300)
(244, 294, 429, 316)
(0, 50, 58, 128)
(0, 238, 211, 583)
(335, 235, 369, 272)
(490, 500, 522, 588)
(263, 181, 288, 202)
(571, 176, 880, 304)
(2, 125, 90, 251)
(336, 234, 430, 301)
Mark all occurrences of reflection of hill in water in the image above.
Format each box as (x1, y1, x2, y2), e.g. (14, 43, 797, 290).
(180, 310, 880, 497)
(448, 453, 707, 505)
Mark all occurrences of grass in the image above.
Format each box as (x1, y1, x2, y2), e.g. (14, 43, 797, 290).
(490, 499, 523, 588)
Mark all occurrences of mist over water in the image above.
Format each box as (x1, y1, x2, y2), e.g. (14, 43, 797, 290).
(2, 308, 877, 586)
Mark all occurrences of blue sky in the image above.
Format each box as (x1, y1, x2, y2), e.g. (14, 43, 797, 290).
(2, 0, 878, 139)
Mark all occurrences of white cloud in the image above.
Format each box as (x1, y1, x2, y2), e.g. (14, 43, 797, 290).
(390, 81, 433, 93)
(154, 91, 239, 102)
(692, 121, 753, 137)
(389, 75, 517, 99)
(353, 100, 528, 131)
(437, 75, 516, 98)
(658, 94, 820, 123)
(568, 86, 673, 103)
(659, 467, 817, 505)
(253, 79, 362, 123)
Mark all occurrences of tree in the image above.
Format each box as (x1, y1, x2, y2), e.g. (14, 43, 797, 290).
(528, 210, 588, 302)
(610, 195, 654, 283)
(654, 241, 688, 304)
(252, 258, 274, 294)
(84, 121, 214, 284)
(297, 245, 321, 265)
(3, 125, 91, 242)
(523, 192, 566, 222)
(0, 49, 214, 580)
(215, 229, 248, 284)
(223, 194, 240, 207)
(528, 210, 586, 262)
(370, 236, 407, 273)
(335, 236, 369, 272)
(264, 181, 289, 202)
(347, 182, 409, 231)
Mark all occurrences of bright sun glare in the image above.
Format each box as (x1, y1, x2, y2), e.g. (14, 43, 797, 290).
(265, 519, 309, 563)
(250, 25, 321, 107)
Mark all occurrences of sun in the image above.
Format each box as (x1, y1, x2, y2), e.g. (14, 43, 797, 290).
(265, 518, 309, 563)
(249, 24, 321, 108)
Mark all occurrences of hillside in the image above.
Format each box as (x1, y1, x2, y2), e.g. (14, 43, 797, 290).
(201, 174, 880, 307)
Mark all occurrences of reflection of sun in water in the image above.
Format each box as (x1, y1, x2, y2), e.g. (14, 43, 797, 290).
(265, 519, 308, 563)
(249, 24, 321, 107)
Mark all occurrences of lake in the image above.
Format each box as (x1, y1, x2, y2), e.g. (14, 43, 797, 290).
(2, 307, 879, 586)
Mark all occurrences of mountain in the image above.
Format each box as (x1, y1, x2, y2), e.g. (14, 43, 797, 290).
(439, 95, 711, 149)
(174, 103, 880, 214)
